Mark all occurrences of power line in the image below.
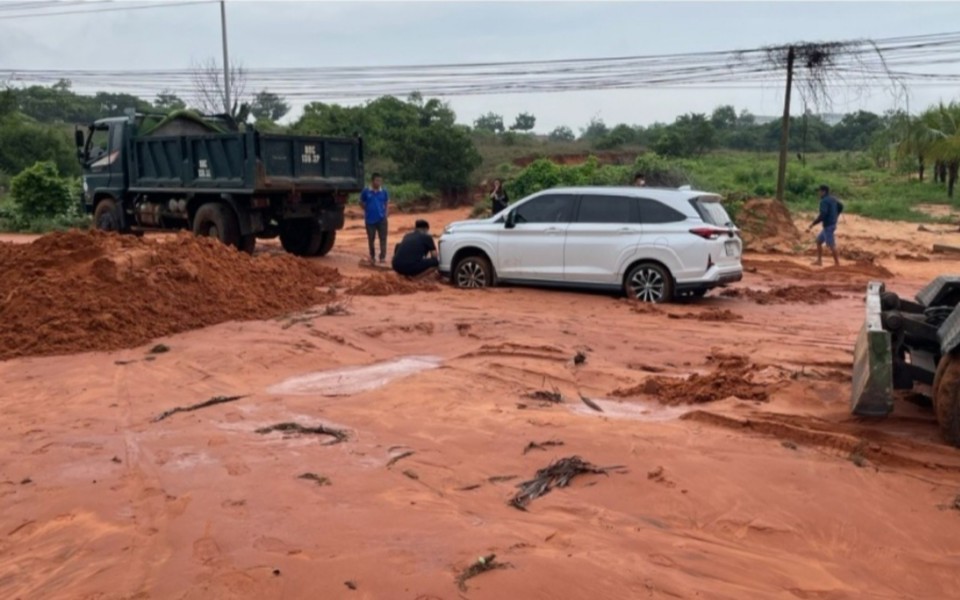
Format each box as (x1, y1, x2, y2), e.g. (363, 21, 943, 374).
(0, 0, 213, 20)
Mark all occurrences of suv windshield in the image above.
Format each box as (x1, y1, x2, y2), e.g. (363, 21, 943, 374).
(690, 196, 733, 227)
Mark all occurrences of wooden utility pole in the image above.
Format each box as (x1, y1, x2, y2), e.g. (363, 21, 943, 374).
(775, 46, 795, 203)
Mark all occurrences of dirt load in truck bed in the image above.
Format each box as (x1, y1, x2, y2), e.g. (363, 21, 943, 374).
(0, 230, 339, 360)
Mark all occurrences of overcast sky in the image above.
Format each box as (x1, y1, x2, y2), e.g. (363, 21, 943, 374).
(1, 0, 958, 132)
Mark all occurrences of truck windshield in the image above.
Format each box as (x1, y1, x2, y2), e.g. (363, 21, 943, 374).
(690, 196, 733, 227)
(86, 125, 109, 160)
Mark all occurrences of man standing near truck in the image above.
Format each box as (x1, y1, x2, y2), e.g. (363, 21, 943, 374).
(360, 172, 389, 264)
(807, 184, 842, 267)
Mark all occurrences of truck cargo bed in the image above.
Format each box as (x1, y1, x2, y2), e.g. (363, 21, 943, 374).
(129, 131, 363, 194)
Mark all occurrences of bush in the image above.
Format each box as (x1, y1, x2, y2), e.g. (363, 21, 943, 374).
(632, 153, 690, 187)
(10, 161, 75, 221)
(389, 182, 438, 212)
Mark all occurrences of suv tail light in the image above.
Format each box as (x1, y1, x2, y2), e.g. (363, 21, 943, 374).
(689, 227, 724, 240)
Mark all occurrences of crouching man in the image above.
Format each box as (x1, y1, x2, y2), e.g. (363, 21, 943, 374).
(392, 219, 439, 279)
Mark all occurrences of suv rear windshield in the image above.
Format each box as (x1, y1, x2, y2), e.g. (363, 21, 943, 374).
(690, 196, 733, 227)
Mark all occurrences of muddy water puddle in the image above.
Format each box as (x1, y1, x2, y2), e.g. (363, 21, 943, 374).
(267, 356, 442, 396)
(570, 398, 689, 422)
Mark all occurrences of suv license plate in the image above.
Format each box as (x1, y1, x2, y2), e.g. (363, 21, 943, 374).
(724, 241, 739, 257)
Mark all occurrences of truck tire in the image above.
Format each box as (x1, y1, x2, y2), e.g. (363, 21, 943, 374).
(193, 203, 240, 248)
(314, 231, 337, 257)
(279, 219, 322, 256)
(93, 198, 122, 232)
(934, 352, 960, 447)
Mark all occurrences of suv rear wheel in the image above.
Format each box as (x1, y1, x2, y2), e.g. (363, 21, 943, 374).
(625, 262, 673, 303)
(454, 255, 492, 288)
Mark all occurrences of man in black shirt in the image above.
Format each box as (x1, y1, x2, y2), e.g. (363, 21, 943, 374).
(392, 219, 439, 278)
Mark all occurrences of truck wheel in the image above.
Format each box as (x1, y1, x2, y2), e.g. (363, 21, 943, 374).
(625, 262, 674, 303)
(313, 231, 337, 257)
(934, 352, 960, 447)
(279, 219, 322, 256)
(93, 198, 122, 232)
(193, 203, 240, 248)
(238, 234, 256, 254)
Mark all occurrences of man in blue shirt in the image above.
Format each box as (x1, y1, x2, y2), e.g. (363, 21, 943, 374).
(360, 172, 389, 264)
(806, 184, 841, 267)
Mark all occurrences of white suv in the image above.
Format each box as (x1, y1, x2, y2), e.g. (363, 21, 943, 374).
(438, 186, 742, 302)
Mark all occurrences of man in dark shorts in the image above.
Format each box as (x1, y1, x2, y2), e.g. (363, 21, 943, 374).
(806, 184, 841, 266)
(392, 219, 439, 278)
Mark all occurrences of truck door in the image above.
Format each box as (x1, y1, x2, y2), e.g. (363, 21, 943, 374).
(85, 122, 124, 194)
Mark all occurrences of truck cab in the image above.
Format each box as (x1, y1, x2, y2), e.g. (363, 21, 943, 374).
(77, 117, 130, 227)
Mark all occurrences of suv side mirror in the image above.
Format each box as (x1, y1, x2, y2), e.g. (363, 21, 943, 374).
(505, 210, 516, 229)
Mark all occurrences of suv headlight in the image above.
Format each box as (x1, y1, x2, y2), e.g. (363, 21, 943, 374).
(443, 225, 454, 235)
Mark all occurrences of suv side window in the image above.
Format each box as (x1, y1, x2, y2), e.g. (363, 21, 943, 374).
(577, 194, 637, 224)
(514, 194, 576, 224)
(638, 198, 686, 224)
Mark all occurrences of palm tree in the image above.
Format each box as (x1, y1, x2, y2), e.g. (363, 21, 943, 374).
(895, 111, 937, 182)
(926, 103, 960, 198)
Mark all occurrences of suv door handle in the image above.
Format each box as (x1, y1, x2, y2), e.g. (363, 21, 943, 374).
(544, 227, 562, 234)
(618, 227, 638, 234)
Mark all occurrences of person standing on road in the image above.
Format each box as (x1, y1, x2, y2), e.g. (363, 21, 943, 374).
(360, 172, 389, 264)
(490, 179, 509, 215)
(807, 184, 842, 267)
(392, 219, 439, 279)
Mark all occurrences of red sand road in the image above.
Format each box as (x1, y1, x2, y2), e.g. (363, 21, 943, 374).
(2, 209, 960, 599)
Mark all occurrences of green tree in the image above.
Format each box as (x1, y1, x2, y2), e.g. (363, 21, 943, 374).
(155, 91, 187, 112)
(474, 112, 505, 133)
(394, 123, 481, 192)
(829, 110, 884, 151)
(548, 125, 575, 142)
(894, 111, 937, 181)
(711, 105, 738, 131)
(925, 102, 960, 198)
(579, 117, 609, 143)
(251, 90, 290, 122)
(0, 116, 78, 177)
(510, 112, 536, 132)
(595, 123, 637, 149)
(10, 161, 73, 220)
(653, 129, 686, 157)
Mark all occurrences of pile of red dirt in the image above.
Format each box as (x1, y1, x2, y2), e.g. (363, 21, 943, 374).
(743, 258, 893, 284)
(667, 308, 743, 322)
(720, 285, 842, 305)
(612, 353, 769, 405)
(0, 230, 340, 360)
(346, 272, 439, 296)
(735, 198, 803, 252)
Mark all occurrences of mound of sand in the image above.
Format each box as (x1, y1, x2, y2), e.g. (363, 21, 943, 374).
(347, 272, 439, 296)
(612, 353, 770, 405)
(736, 198, 803, 252)
(0, 230, 340, 360)
(720, 285, 842, 305)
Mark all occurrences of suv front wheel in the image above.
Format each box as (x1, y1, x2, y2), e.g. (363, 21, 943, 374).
(453, 255, 493, 289)
(625, 262, 673, 303)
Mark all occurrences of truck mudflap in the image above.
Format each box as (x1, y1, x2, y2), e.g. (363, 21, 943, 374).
(940, 303, 960, 356)
(851, 281, 895, 417)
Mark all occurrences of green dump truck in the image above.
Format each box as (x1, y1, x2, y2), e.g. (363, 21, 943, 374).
(851, 276, 960, 446)
(76, 111, 363, 255)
